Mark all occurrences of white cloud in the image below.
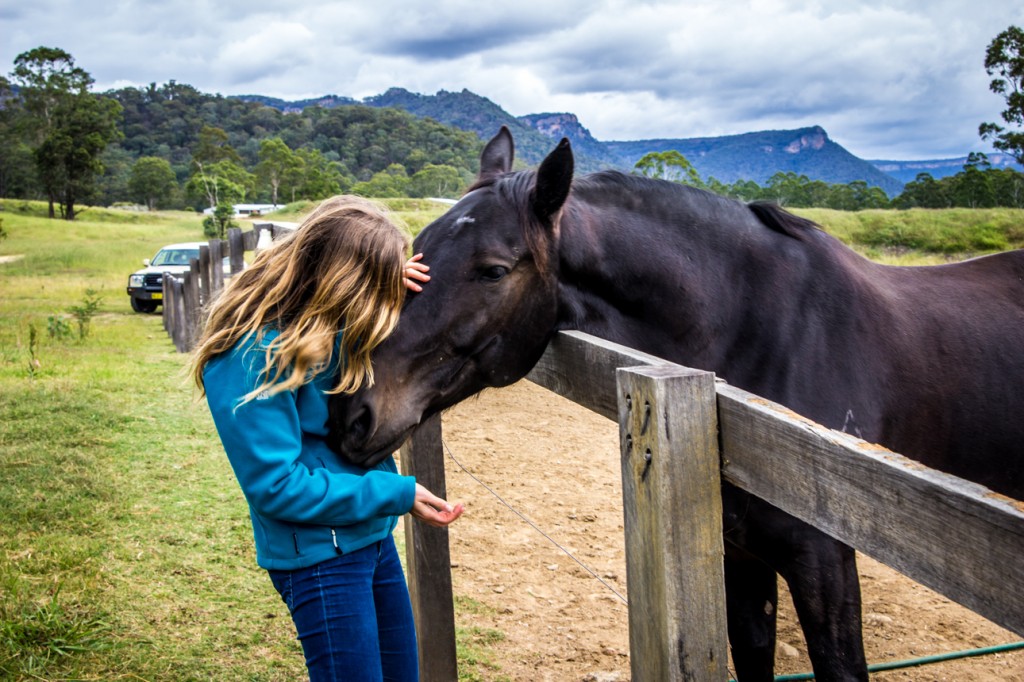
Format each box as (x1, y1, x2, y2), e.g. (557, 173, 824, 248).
(1, 0, 1022, 158)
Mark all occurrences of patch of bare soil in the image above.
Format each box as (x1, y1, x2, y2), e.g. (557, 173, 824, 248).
(431, 380, 1022, 681)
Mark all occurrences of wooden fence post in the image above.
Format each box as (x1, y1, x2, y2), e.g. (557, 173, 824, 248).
(162, 273, 172, 335)
(228, 227, 245, 275)
(182, 270, 200, 351)
(171, 275, 186, 353)
(198, 244, 211, 307)
(208, 238, 224, 297)
(617, 365, 728, 682)
(399, 413, 458, 681)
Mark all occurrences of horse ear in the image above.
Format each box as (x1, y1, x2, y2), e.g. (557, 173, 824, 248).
(477, 126, 515, 183)
(533, 137, 574, 223)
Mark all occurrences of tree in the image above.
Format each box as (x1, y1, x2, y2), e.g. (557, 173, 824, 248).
(990, 167, 1024, 208)
(193, 125, 241, 166)
(950, 157, 995, 208)
(765, 171, 811, 206)
(294, 148, 345, 200)
(186, 158, 253, 208)
(0, 75, 36, 199)
(188, 125, 248, 208)
(409, 163, 463, 198)
(8, 47, 123, 219)
(633, 150, 705, 188)
(979, 25, 1024, 163)
(129, 156, 177, 209)
(255, 137, 301, 205)
(893, 172, 949, 209)
(202, 203, 237, 239)
(351, 164, 409, 198)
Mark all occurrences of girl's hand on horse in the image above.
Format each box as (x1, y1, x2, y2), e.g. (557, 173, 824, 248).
(411, 483, 464, 527)
(404, 253, 430, 292)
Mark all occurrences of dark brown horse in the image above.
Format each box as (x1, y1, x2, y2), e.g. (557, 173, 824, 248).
(327, 127, 1024, 681)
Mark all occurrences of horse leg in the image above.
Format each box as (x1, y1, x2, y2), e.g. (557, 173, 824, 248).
(722, 485, 868, 682)
(778, 538, 868, 682)
(724, 553, 778, 682)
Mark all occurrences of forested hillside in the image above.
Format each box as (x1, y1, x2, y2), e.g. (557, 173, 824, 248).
(0, 70, 485, 214)
(100, 81, 483, 207)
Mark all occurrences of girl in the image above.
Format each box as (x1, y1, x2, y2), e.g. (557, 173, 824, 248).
(191, 196, 463, 681)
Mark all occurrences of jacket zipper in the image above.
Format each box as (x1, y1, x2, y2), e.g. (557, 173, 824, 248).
(331, 528, 342, 554)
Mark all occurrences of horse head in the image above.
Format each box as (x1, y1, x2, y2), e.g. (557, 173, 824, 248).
(328, 127, 575, 466)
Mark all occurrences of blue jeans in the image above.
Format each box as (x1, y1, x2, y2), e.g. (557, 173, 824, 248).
(269, 536, 418, 682)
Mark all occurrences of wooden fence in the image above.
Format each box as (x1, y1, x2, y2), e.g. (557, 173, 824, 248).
(162, 222, 293, 351)
(160, 228, 1023, 680)
(404, 330, 1024, 682)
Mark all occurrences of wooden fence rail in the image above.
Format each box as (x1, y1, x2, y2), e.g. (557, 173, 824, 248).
(404, 330, 1024, 681)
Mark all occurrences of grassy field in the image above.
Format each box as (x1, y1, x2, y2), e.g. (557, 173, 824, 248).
(0, 198, 1021, 681)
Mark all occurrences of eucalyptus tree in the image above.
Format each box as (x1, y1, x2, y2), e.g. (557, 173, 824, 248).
(980, 25, 1024, 163)
(8, 47, 122, 219)
(255, 137, 302, 205)
(633, 150, 705, 188)
(129, 155, 177, 210)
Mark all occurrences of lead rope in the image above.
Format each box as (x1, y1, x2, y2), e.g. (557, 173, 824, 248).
(441, 437, 629, 606)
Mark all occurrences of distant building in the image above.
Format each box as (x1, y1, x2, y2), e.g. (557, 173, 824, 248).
(202, 204, 282, 218)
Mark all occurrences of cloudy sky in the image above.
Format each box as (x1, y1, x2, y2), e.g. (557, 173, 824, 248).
(2, 0, 1022, 160)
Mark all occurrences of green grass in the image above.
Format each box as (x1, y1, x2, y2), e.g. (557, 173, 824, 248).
(0, 198, 494, 681)
(794, 206, 1024, 258)
(262, 198, 448, 239)
(1, 198, 1021, 680)
(0, 201, 306, 680)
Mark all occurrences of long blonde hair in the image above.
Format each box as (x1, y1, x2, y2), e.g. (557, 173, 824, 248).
(191, 196, 408, 403)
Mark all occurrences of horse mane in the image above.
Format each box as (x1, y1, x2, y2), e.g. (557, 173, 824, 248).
(747, 201, 823, 240)
(576, 172, 823, 241)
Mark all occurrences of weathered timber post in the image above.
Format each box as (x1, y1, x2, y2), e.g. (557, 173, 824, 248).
(399, 413, 458, 681)
(182, 270, 200, 351)
(228, 227, 245, 275)
(208, 238, 224, 297)
(162, 273, 172, 335)
(617, 365, 728, 682)
(171, 275, 187, 353)
(198, 245, 211, 307)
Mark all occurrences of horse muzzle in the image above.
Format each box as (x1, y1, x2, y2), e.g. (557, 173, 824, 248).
(327, 388, 423, 468)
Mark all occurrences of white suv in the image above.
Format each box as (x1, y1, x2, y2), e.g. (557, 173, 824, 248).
(126, 242, 206, 313)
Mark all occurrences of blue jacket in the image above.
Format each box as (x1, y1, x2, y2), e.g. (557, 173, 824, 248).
(203, 329, 417, 570)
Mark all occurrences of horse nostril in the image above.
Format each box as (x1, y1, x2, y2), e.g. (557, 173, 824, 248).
(347, 405, 374, 446)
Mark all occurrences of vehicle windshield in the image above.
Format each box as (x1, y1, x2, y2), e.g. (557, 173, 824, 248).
(150, 248, 200, 267)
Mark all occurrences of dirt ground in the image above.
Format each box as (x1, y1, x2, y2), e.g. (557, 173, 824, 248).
(420, 379, 1023, 681)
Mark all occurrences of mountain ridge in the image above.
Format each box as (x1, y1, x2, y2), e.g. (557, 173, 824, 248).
(234, 87, 1011, 195)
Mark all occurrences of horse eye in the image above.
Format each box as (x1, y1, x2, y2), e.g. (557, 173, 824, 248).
(480, 265, 509, 282)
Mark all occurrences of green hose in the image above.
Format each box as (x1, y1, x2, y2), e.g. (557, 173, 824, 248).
(732, 640, 1024, 681)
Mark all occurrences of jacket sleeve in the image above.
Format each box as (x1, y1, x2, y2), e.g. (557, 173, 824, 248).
(203, 340, 417, 526)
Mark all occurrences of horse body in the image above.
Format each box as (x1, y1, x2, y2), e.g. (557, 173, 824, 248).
(327, 127, 1024, 681)
(558, 172, 1024, 494)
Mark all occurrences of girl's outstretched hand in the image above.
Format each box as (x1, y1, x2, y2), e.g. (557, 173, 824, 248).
(404, 253, 430, 292)
(411, 483, 465, 527)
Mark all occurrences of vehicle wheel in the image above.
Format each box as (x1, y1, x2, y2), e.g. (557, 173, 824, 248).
(130, 297, 159, 314)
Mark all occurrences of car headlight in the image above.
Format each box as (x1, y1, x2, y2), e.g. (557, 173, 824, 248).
(129, 274, 144, 287)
